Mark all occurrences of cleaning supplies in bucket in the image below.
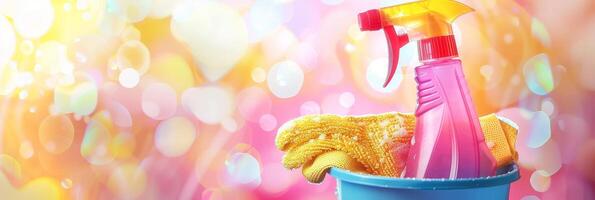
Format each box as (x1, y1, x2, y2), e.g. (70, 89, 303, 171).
(276, 113, 518, 183)
(358, 0, 496, 179)
(275, 0, 520, 199)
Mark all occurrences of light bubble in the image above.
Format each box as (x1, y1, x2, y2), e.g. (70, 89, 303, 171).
(259, 114, 277, 132)
(527, 111, 551, 149)
(12, 0, 54, 39)
(237, 87, 271, 122)
(116, 40, 151, 75)
(109, 0, 152, 23)
(251, 67, 267, 83)
(181, 86, 234, 124)
(344, 43, 356, 53)
(81, 119, 114, 165)
(19, 141, 34, 159)
(0, 16, 16, 67)
(119, 68, 140, 88)
(366, 57, 403, 93)
(155, 117, 197, 157)
(267, 60, 304, 98)
(148, 54, 195, 94)
(54, 82, 98, 116)
(523, 54, 554, 96)
(339, 92, 355, 108)
(300, 101, 321, 115)
(142, 83, 177, 120)
(171, 1, 248, 82)
(531, 18, 551, 47)
(60, 178, 72, 189)
(540, 98, 555, 116)
(245, 0, 292, 42)
(530, 170, 551, 192)
(0, 154, 22, 180)
(39, 115, 75, 154)
(108, 163, 147, 199)
(70, 82, 98, 116)
(225, 153, 261, 186)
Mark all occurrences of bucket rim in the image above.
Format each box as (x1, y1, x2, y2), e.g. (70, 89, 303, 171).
(329, 164, 520, 190)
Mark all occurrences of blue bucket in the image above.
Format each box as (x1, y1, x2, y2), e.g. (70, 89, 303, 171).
(330, 165, 520, 200)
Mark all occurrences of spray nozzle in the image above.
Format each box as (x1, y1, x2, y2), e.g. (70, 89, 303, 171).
(359, 9, 410, 87)
(358, 0, 473, 87)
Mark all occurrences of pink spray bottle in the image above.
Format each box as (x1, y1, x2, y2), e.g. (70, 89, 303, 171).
(358, 0, 496, 178)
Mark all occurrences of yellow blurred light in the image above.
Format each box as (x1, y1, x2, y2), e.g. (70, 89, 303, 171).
(148, 54, 195, 94)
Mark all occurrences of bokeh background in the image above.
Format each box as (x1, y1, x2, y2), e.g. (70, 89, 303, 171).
(0, 0, 593, 199)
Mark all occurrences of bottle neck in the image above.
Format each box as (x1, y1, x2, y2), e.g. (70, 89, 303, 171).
(417, 35, 459, 63)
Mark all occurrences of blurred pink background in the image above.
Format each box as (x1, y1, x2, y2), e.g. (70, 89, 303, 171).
(0, 0, 594, 199)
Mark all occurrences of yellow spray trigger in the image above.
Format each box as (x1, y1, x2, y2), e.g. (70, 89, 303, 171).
(380, 0, 474, 39)
(358, 0, 473, 87)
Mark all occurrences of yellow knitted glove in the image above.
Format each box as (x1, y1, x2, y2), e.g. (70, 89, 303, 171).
(480, 114, 519, 167)
(302, 151, 368, 183)
(276, 112, 518, 183)
(276, 113, 415, 181)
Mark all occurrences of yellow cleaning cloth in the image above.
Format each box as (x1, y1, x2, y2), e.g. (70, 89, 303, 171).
(276, 112, 518, 183)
